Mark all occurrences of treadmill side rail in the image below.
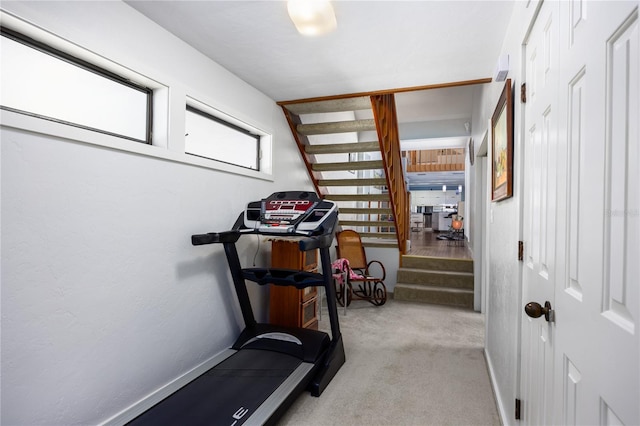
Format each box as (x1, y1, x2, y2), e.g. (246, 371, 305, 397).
(242, 362, 315, 426)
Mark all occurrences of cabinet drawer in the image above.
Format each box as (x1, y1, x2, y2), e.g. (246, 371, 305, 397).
(301, 286, 317, 303)
(301, 297, 318, 329)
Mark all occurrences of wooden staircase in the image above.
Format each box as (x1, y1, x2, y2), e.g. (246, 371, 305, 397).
(394, 255, 474, 308)
(279, 95, 409, 251)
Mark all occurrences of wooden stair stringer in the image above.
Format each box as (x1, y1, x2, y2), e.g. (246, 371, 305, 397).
(279, 96, 402, 250)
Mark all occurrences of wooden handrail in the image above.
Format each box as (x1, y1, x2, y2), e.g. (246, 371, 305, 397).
(370, 94, 408, 255)
(276, 78, 492, 105)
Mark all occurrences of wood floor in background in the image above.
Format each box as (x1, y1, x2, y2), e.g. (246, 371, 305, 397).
(408, 228, 471, 259)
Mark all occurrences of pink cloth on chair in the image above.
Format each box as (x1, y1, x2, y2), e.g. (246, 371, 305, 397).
(331, 258, 363, 284)
(331, 258, 348, 284)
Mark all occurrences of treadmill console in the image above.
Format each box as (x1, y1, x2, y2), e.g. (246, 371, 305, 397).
(243, 191, 337, 235)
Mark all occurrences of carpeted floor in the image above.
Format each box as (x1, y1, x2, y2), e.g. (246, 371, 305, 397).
(278, 299, 500, 426)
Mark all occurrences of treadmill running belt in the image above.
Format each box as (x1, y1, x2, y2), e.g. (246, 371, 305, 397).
(128, 349, 303, 426)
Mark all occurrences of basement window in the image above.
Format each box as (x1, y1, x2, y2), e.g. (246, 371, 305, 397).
(0, 27, 152, 144)
(185, 104, 261, 171)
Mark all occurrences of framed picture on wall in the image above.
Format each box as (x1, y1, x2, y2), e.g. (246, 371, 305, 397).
(491, 78, 513, 202)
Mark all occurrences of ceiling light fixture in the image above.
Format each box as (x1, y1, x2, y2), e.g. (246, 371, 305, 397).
(287, 0, 337, 36)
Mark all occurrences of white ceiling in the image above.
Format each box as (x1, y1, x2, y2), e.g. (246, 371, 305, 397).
(126, 0, 514, 186)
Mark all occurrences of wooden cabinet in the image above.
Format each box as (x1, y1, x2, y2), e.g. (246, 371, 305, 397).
(269, 240, 319, 330)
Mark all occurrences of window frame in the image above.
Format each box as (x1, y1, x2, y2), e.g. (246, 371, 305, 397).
(0, 26, 154, 144)
(0, 10, 274, 182)
(185, 104, 261, 171)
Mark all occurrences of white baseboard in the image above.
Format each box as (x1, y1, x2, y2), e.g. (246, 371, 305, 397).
(100, 348, 236, 425)
(484, 348, 511, 426)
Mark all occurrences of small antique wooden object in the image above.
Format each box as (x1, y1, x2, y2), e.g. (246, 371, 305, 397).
(269, 239, 319, 329)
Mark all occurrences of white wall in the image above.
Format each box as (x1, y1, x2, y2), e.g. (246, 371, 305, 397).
(360, 247, 399, 294)
(468, 2, 541, 424)
(0, 2, 313, 424)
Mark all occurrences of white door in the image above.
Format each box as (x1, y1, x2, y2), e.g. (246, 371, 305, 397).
(553, 1, 639, 424)
(521, 1, 561, 424)
(521, 1, 640, 425)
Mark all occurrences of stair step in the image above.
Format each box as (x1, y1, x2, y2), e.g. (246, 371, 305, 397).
(393, 283, 473, 309)
(283, 96, 371, 115)
(325, 193, 390, 202)
(402, 255, 473, 272)
(339, 219, 394, 227)
(362, 240, 399, 249)
(358, 232, 396, 239)
(297, 119, 376, 136)
(396, 268, 473, 289)
(318, 177, 386, 187)
(312, 160, 383, 172)
(306, 141, 380, 155)
(338, 207, 393, 215)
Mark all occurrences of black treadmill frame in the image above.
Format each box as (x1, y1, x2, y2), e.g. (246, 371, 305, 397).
(194, 205, 345, 398)
(128, 195, 345, 426)
(168, 193, 345, 425)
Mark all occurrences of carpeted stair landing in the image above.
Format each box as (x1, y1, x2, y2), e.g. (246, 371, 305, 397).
(394, 255, 474, 308)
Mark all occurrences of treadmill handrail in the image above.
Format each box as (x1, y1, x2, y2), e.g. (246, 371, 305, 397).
(191, 211, 338, 251)
(191, 230, 241, 245)
(242, 268, 324, 289)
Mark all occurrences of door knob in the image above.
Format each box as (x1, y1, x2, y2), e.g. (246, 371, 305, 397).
(525, 301, 555, 323)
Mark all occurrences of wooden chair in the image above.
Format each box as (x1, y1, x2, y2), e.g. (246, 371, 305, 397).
(334, 230, 387, 306)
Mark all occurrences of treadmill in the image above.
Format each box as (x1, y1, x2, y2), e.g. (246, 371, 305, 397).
(128, 191, 346, 426)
